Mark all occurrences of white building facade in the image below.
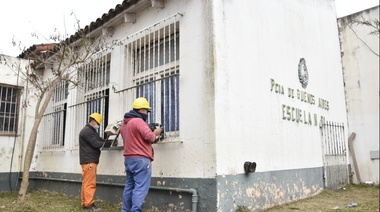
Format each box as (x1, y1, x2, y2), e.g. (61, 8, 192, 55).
(0, 56, 33, 193)
(0, 0, 355, 211)
(338, 6, 380, 185)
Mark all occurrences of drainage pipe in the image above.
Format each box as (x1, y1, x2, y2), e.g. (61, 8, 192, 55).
(149, 186, 198, 212)
(27, 177, 198, 212)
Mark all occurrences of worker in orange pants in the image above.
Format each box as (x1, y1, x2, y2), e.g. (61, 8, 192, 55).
(79, 113, 105, 211)
(81, 163, 98, 207)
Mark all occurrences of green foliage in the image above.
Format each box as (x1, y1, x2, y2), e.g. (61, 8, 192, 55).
(0, 185, 378, 212)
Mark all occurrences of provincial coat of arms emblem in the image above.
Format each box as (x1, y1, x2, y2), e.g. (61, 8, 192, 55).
(298, 58, 308, 88)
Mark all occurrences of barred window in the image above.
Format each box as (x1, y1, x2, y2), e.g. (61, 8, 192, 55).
(85, 90, 109, 138)
(133, 31, 180, 132)
(0, 85, 20, 135)
(81, 54, 110, 92)
(41, 81, 68, 150)
(121, 14, 181, 141)
(69, 54, 111, 149)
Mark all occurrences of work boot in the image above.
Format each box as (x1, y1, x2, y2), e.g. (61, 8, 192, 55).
(83, 204, 103, 211)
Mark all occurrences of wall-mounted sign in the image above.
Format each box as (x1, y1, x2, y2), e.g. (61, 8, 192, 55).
(270, 78, 329, 127)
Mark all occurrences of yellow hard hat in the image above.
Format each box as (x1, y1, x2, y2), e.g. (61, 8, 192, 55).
(132, 97, 151, 111)
(90, 113, 103, 124)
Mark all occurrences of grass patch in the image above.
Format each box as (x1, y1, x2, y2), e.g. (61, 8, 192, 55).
(265, 184, 379, 211)
(0, 184, 378, 211)
(0, 190, 121, 212)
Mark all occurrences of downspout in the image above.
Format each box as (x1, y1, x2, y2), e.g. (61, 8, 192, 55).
(27, 177, 198, 212)
(150, 186, 198, 212)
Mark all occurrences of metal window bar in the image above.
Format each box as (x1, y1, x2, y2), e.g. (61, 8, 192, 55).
(321, 121, 347, 188)
(82, 54, 110, 93)
(39, 81, 68, 151)
(0, 86, 19, 135)
(40, 106, 66, 150)
(69, 91, 108, 150)
(161, 70, 179, 132)
(322, 121, 346, 156)
(40, 54, 110, 151)
(119, 15, 181, 142)
(53, 81, 68, 103)
(52, 107, 64, 146)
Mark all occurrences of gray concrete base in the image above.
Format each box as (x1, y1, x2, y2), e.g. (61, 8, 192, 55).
(1, 167, 324, 211)
(217, 167, 324, 211)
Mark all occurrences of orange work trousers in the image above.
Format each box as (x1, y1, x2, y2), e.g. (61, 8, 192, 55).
(81, 163, 98, 208)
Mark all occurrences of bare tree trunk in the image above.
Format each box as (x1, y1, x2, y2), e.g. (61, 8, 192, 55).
(18, 84, 57, 202)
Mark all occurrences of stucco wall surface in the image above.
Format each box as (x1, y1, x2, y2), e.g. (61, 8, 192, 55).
(338, 6, 380, 184)
(0, 56, 33, 191)
(0, 0, 361, 210)
(212, 0, 347, 174)
(30, 0, 217, 180)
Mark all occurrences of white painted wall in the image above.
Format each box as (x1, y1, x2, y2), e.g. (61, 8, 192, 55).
(338, 6, 380, 184)
(104, 0, 217, 178)
(0, 56, 34, 177)
(0, 57, 25, 86)
(212, 0, 348, 175)
(31, 0, 217, 179)
(25, 0, 349, 182)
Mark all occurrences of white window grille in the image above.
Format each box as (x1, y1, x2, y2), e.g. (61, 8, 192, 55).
(0, 85, 20, 135)
(81, 54, 110, 92)
(70, 54, 111, 149)
(40, 81, 68, 151)
(120, 14, 181, 142)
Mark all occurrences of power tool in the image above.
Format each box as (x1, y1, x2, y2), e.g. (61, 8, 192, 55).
(101, 121, 122, 149)
(101, 121, 166, 149)
(148, 123, 166, 143)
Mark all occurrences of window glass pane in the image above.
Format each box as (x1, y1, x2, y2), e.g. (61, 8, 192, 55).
(161, 74, 179, 131)
(136, 81, 156, 123)
(85, 89, 109, 139)
(123, 17, 180, 139)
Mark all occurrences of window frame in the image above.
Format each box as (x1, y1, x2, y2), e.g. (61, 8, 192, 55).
(0, 84, 21, 136)
(40, 81, 68, 150)
(124, 21, 180, 138)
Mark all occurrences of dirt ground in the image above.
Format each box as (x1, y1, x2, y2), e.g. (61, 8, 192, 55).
(264, 184, 379, 212)
(0, 184, 378, 211)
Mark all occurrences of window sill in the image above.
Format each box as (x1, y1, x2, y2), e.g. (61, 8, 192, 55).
(101, 146, 123, 151)
(101, 141, 183, 151)
(154, 140, 183, 144)
(0, 133, 19, 137)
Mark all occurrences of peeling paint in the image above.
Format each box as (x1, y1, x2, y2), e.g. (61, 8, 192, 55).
(254, 188, 261, 197)
(302, 186, 311, 196)
(217, 168, 324, 211)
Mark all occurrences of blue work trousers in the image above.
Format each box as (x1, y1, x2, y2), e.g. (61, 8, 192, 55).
(122, 157, 152, 212)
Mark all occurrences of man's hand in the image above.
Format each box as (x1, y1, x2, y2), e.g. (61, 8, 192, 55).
(153, 128, 163, 136)
(149, 123, 166, 142)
